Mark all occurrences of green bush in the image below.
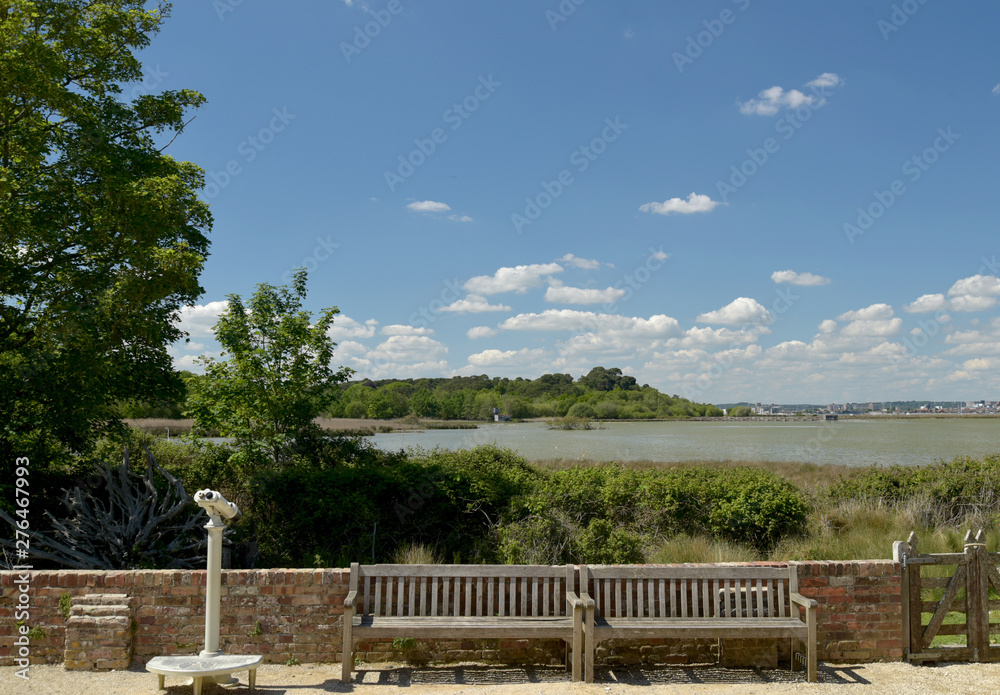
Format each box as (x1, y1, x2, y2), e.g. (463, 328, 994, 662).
(566, 402, 598, 419)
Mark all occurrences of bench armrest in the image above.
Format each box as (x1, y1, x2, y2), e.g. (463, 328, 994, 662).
(566, 591, 590, 611)
(789, 592, 818, 611)
(576, 588, 595, 611)
(344, 590, 358, 610)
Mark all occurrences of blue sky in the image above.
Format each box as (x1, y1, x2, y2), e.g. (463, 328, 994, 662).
(153, 0, 1000, 404)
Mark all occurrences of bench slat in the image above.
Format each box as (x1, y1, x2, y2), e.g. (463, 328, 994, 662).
(358, 564, 569, 578)
(375, 576, 382, 616)
(587, 566, 793, 580)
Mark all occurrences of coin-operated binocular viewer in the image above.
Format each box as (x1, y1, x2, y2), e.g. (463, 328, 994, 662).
(146, 490, 262, 694)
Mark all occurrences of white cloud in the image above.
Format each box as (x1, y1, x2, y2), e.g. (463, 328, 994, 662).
(639, 193, 721, 216)
(448, 214, 474, 223)
(837, 303, 894, 321)
(738, 73, 841, 116)
(904, 293, 949, 313)
(468, 348, 547, 367)
(464, 263, 563, 295)
(406, 200, 451, 213)
(327, 316, 379, 340)
(651, 250, 669, 262)
(993, 84, 1000, 96)
(696, 297, 772, 326)
(807, 73, 843, 89)
(840, 318, 903, 337)
(771, 270, 831, 286)
(818, 319, 838, 334)
(175, 301, 229, 338)
(381, 325, 434, 336)
(500, 309, 681, 337)
(948, 274, 1000, 298)
(559, 253, 601, 269)
(961, 357, 1000, 371)
(664, 326, 763, 348)
(466, 326, 499, 339)
(544, 280, 626, 305)
(367, 335, 448, 363)
(439, 294, 512, 313)
(951, 295, 998, 312)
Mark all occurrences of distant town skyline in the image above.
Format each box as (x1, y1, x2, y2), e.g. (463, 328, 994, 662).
(157, 2, 1000, 403)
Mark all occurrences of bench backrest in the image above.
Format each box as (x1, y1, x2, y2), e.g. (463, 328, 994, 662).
(581, 565, 798, 620)
(349, 564, 575, 618)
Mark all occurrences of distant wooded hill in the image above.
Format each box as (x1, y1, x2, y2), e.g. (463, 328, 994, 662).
(326, 366, 723, 421)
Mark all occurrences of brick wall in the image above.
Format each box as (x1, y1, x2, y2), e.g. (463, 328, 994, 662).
(0, 561, 902, 669)
(792, 561, 904, 662)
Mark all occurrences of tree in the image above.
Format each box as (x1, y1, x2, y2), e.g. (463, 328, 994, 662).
(0, 2, 211, 473)
(187, 270, 352, 468)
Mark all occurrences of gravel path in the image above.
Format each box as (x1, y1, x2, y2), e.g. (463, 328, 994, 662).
(3, 661, 1000, 694)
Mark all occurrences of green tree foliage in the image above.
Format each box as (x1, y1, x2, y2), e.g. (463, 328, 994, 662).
(329, 368, 722, 422)
(186, 270, 352, 468)
(0, 1, 210, 473)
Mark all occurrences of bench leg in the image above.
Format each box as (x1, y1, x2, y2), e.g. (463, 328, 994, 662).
(341, 627, 354, 683)
(193, 676, 203, 695)
(572, 623, 582, 682)
(249, 667, 257, 692)
(157, 674, 165, 690)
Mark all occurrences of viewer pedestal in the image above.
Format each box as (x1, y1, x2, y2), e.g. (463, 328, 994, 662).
(146, 654, 262, 694)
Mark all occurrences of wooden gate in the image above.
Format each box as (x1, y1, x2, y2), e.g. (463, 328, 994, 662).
(893, 530, 1000, 663)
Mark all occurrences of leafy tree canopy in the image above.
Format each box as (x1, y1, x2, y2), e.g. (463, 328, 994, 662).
(187, 270, 353, 468)
(0, 1, 210, 469)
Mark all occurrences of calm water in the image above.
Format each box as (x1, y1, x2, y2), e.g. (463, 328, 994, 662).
(370, 418, 1000, 467)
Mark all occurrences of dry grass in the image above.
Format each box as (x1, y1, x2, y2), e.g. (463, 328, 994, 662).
(650, 535, 761, 564)
(126, 417, 480, 437)
(391, 542, 442, 564)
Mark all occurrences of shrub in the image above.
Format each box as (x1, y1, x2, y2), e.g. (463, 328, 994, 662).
(566, 402, 598, 419)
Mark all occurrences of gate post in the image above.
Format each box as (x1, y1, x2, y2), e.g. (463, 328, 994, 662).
(893, 536, 911, 658)
(905, 532, 923, 656)
(965, 530, 989, 661)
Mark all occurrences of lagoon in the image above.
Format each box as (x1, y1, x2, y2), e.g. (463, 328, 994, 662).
(369, 418, 1000, 467)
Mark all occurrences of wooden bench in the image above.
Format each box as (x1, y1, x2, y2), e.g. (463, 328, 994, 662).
(342, 563, 584, 683)
(579, 564, 817, 682)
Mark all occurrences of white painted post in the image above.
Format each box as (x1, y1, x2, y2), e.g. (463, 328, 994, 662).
(193, 490, 240, 666)
(201, 514, 225, 658)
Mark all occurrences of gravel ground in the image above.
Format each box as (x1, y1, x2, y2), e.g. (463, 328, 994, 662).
(3, 661, 1000, 695)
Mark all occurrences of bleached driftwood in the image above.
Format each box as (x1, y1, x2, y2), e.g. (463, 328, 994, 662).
(0, 445, 205, 569)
